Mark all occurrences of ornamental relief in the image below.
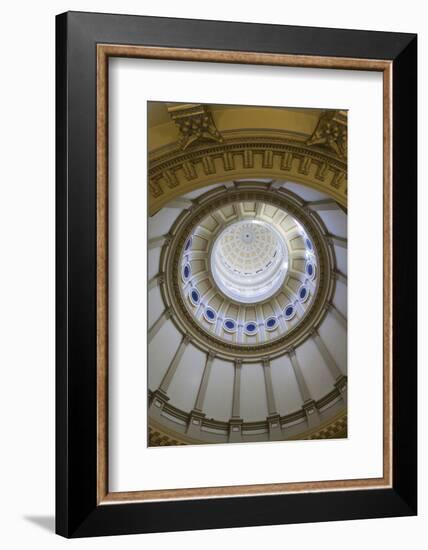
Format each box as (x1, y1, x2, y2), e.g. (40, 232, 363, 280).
(149, 136, 347, 215)
(306, 110, 347, 159)
(167, 103, 224, 150)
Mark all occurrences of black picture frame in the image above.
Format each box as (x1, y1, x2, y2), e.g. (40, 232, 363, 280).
(56, 10, 417, 538)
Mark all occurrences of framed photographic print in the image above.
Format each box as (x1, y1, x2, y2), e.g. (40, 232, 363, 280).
(56, 11, 417, 537)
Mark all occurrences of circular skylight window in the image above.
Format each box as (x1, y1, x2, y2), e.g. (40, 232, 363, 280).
(210, 220, 288, 303)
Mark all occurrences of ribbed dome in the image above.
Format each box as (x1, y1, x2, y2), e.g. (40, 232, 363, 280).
(217, 220, 280, 275)
(212, 220, 288, 303)
(174, 187, 322, 353)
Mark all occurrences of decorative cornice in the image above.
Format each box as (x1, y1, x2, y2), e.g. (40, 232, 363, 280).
(149, 135, 347, 215)
(147, 404, 347, 446)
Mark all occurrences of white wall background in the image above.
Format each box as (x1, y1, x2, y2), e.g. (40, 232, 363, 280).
(0, 1, 425, 548)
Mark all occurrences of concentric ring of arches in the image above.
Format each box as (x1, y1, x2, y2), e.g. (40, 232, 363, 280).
(179, 199, 319, 347)
(160, 183, 335, 361)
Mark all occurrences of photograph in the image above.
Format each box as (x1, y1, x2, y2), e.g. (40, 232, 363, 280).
(147, 102, 348, 446)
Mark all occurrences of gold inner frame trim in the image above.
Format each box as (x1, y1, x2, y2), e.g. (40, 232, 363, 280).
(96, 43, 393, 504)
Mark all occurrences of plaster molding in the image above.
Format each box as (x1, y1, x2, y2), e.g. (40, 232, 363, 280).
(149, 134, 347, 215)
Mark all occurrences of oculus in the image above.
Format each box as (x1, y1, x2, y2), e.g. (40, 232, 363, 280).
(284, 304, 295, 319)
(223, 318, 237, 333)
(211, 220, 288, 304)
(204, 307, 217, 323)
(265, 317, 278, 331)
(189, 288, 200, 306)
(244, 321, 258, 335)
(182, 262, 191, 282)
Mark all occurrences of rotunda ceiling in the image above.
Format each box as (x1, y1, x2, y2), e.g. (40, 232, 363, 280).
(148, 177, 347, 444)
(161, 183, 333, 360)
(146, 99, 348, 446)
